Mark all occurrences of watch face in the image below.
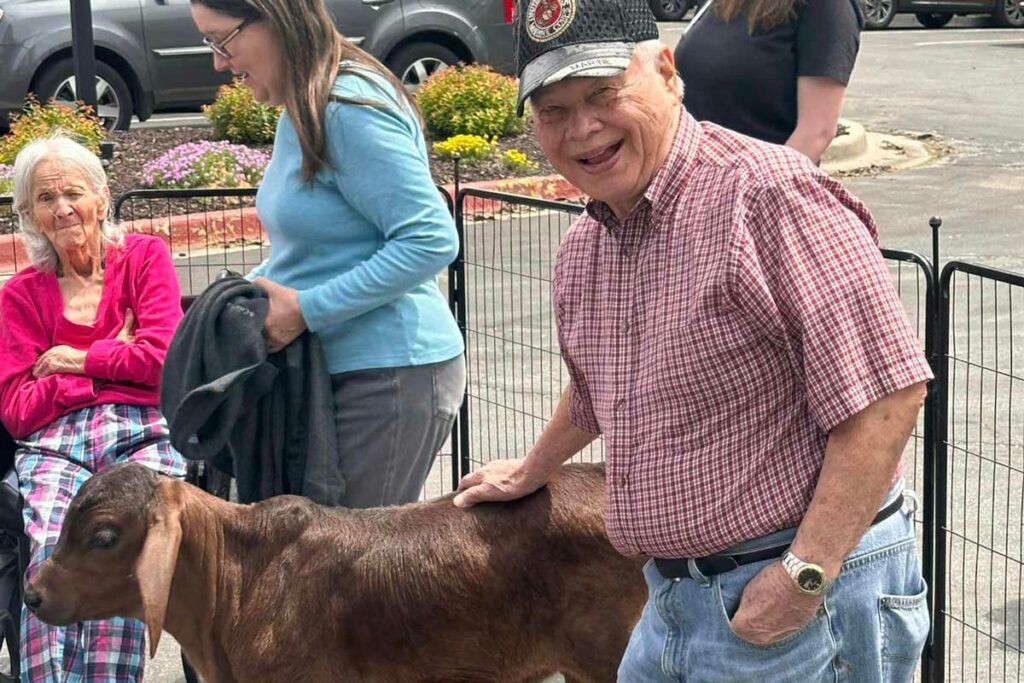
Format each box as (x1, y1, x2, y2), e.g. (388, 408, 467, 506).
(797, 567, 825, 593)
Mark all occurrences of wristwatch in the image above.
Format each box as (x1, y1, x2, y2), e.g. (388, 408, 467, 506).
(781, 550, 832, 596)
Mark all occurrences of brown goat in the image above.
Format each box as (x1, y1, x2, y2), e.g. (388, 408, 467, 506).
(25, 461, 647, 683)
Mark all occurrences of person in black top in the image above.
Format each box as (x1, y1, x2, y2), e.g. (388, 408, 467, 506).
(675, 0, 863, 163)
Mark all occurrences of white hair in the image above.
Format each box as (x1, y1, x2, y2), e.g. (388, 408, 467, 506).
(633, 39, 685, 100)
(12, 133, 124, 273)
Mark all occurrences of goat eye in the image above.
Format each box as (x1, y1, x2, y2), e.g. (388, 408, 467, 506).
(89, 528, 119, 550)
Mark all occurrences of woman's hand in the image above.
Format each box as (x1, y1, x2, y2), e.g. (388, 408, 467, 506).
(252, 277, 307, 353)
(116, 309, 135, 343)
(32, 345, 88, 378)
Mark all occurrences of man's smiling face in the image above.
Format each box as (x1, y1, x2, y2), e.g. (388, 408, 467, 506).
(530, 48, 680, 219)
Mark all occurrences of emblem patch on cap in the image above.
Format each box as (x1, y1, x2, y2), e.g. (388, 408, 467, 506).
(526, 0, 576, 43)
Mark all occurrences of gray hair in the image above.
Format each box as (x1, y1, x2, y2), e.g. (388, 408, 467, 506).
(633, 40, 685, 100)
(11, 133, 124, 273)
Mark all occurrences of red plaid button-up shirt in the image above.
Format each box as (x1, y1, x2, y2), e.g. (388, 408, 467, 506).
(553, 111, 933, 559)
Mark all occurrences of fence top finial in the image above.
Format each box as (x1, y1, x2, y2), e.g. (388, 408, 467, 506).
(929, 216, 942, 229)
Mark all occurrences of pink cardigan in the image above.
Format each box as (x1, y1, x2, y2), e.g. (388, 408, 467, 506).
(0, 235, 182, 439)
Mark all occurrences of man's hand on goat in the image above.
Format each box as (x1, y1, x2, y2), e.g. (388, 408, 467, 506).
(453, 459, 550, 508)
(729, 561, 824, 646)
(253, 277, 307, 353)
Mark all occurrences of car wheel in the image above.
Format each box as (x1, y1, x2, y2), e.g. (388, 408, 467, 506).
(993, 0, 1024, 27)
(34, 58, 133, 131)
(386, 43, 460, 92)
(915, 12, 953, 28)
(647, 0, 693, 21)
(862, 0, 897, 29)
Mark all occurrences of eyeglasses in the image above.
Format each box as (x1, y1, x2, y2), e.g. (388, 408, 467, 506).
(202, 15, 256, 60)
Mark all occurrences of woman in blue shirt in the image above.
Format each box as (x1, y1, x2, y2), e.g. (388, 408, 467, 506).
(190, 0, 465, 507)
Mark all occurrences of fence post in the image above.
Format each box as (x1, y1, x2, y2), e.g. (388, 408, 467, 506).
(927, 216, 947, 683)
(451, 157, 471, 484)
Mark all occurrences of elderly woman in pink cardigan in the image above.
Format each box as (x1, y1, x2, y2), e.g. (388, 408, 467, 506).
(0, 135, 185, 682)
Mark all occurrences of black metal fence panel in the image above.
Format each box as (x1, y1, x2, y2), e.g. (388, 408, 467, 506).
(883, 248, 940, 682)
(454, 189, 601, 472)
(0, 197, 20, 279)
(937, 262, 1024, 682)
(452, 194, 934, 488)
(452, 190, 948, 679)
(114, 188, 265, 297)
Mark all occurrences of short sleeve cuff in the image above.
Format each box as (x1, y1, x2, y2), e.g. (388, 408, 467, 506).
(813, 354, 934, 432)
(567, 387, 601, 435)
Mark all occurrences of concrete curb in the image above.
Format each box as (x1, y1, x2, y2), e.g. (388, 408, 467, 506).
(822, 118, 868, 165)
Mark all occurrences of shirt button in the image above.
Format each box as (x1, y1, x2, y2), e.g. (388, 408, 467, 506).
(615, 398, 627, 411)
(619, 475, 628, 488)
(622, 320, 630, 334)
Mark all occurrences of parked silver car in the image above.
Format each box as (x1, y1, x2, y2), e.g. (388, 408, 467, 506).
(861, 0, 1024, 28)
(0, 0, 515, 130)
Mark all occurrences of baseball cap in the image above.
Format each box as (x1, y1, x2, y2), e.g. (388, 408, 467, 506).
(514, 0, 659, 116)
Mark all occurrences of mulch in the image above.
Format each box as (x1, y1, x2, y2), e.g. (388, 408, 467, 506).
(102, 116, 557, 199)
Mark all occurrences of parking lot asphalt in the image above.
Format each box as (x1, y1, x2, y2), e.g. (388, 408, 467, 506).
(659, 16, 1024, 271)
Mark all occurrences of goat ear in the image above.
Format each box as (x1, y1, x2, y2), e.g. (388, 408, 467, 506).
(135, 478, 183, 659)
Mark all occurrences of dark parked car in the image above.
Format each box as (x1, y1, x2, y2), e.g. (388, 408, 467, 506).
(0, 0, 515, 131)
(647, 0, 695, 21)
(862, 0, 1024, 28)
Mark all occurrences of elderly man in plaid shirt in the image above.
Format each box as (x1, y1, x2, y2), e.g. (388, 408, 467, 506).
(454, 0, 934, 681)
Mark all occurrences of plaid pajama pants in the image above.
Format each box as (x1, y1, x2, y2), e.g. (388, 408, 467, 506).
(13, 404, 186, 683)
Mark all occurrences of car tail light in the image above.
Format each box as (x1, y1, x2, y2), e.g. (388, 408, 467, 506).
(504, 0, 515, 23)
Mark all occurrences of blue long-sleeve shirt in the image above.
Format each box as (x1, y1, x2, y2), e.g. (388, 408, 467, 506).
(253, 67, 464, 374)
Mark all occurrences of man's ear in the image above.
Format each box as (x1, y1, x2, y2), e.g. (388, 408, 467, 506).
(135, 478, 184, 658)
(656, 46, 678, 92)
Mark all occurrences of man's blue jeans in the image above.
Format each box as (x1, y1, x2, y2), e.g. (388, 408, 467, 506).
(618, 499, 929, 682)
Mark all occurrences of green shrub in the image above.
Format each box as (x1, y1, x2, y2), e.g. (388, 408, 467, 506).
(417, 65, 523, 140)
(0, 95, 105, 165)
(432, 134, 497, 163)
(503, 149, 539, 174)
(203, 79, 281, 145)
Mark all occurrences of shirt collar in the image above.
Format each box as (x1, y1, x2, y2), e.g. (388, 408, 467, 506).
(585, 108, 702, 233)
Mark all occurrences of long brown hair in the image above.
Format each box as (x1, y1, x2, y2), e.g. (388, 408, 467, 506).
(713, 0, 800, 32)
(192, 0, 419, 182)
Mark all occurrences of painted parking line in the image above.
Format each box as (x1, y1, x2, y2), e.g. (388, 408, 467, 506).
(913, 37, 1024, 46)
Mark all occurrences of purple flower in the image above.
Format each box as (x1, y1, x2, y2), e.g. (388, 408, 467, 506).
(141, 141, 270, 190)
(0, 164, 13, 196)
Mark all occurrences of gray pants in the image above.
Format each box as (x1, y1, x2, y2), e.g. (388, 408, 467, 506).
(330, 354, 465, 508)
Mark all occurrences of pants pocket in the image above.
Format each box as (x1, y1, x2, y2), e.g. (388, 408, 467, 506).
(687, 567, 837, 682)
(431, 355, 466, 420)
(878, 578, 929, 682)
(714, 565, 829, 652)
